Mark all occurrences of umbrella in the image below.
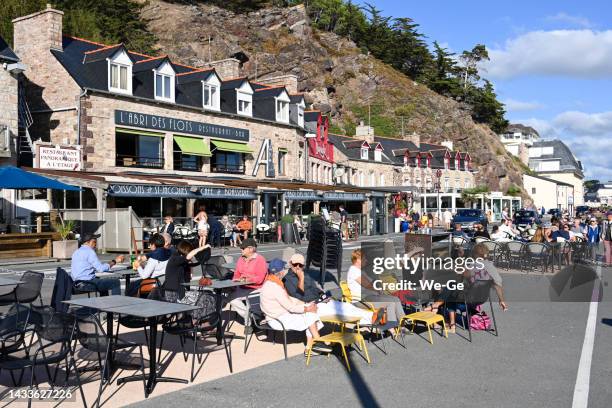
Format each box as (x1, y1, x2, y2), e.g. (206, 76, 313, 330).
(0, 166, 80, 190)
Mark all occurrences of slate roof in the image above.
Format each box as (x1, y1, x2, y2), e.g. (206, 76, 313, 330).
(0, 36, 19, 62)
(49, 36, 302, 127)
(328, 134, 394, 164)
(530, 140, 584, 175)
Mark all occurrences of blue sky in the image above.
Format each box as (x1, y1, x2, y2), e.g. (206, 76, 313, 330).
(357, 1, 612, 181)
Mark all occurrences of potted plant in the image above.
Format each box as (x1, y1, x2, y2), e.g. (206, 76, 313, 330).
(52, 219, 78, 259)
(280, 214, 296, 244)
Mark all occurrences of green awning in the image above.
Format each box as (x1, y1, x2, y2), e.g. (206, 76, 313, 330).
(116, 127, 165, 137)
(174, 135, 211, 157)
(211, 139, 254, 154)
(278, 147, 288, 153)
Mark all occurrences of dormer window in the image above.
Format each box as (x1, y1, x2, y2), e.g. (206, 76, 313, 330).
(108, 49, 133, 95)
(415, 155, 420, 167)
(426, 156, 431, 168)
(464, 157, 470, 171)
(455, 156, 460, 169)
(297, 104, 305, 128)
(276, 99, 289, 123)
(203, 84, 219, 109)
(236, 82, 254, 117)
(155, 73, 172, 100)
(403, 152, 409, 166)
(153, 61, 175, 102)
(444, 156, 450, 170)
(360, 147, 368, 160)
(374, 150, 382, 162)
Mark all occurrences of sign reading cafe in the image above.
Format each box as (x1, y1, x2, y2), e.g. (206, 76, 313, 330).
(114, 110, 250, 142)
(107, 184, 257, 200)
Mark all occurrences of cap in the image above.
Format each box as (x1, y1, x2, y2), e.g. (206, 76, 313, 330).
(240, 238, 258, 249)
(80, 232, 100, 243)
(289, 253, 305, 265)
(268, 258, 286, 273)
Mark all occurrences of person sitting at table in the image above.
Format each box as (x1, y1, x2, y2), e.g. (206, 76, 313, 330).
(473, 223, 490, 240)
(552, 223, 572, 264)
(161, 232, 174, 252)
(282, 254, 379, 326)
(159, 215, 175, 236)
(499, 219, 519, 239)
(70, 233, 124, 296)
(452, 223, 470, 240)
(236, 215, 253, 241)
(127, 233, 171, 296)
(225, 238, 268, 322)
(346, 249, 406, 324)
(163, 241, 211, 303)
(490, 225, 507, 241)
(260, 260, 330, 355)
(530, 227, 546, 243)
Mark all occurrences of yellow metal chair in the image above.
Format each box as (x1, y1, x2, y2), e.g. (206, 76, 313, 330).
(398, 311, 448, 344)
(307, 328, 371, 372)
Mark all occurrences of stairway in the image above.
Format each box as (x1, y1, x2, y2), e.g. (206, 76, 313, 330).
(17, 88, 34, 167)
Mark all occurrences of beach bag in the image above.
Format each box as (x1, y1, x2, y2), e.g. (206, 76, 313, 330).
(178, 290, 217, 323)
(469, 305, 491, 331)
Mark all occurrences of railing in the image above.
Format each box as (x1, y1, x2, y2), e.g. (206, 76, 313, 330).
(173, 157, 201, 172)
(18, 88, 33, 129)
(211, 163, 245, 174)
(116, 155, 164, 169)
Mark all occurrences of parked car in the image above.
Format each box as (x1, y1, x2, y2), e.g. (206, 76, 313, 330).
(451, 209, 487, 231)
(514, 210, 540, 227)
(547, 208, 562, 218)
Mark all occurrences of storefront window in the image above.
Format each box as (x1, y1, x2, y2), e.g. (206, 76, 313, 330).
(51, 188, 97, 210)
(116, 131, 163, 169)
(17, 189, 47, 200)
(211, 152, 244, 174)
(65, 190, 80, 209)
(82, 189, 97, 209)
(173, 142, 203, 171)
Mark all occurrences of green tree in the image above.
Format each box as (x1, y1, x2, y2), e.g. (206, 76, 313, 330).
(467, 80, 509, 133)
(0, 0, 47, 46)
(426, 41, 461, 97)
(459, 44, 489, 90)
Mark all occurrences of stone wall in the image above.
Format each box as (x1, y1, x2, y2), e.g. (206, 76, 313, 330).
(82, 93, 304, 178)
(0, 68, 18, 162)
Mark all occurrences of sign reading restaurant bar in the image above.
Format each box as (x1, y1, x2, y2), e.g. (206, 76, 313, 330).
(284, 191, 322, 201)
(108, 184, 257, 199)
(114, 110, 250, 142)
(323, 192, 366, 201)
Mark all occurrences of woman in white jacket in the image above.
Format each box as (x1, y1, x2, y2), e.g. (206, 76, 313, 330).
(127, 234, 171, 296)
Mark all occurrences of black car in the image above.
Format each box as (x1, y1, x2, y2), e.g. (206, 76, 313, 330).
(514, 210, 540, 227)
(575, 206, 590, 217)
(451, 209, 488, 231)
(547, 208, 562, 218)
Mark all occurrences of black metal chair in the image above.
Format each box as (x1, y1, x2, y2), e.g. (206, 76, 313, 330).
(480, 241, 502, 265)
(524, 243, 550, 273)
(0, 303, 31, 364)
(159, 294, 232, 381)
(0, 271, 44, 306)
(0, 306, 86, 408)
(244, 293, 302, 361)
(115, 282, 163, 345)
(452, 279, 499, 342)
(201, 255, 233, 280)
(75, 312, 147, 407)
(505, 241, 525, 270)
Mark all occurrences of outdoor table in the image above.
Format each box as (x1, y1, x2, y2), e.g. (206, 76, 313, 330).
(112, 299, 199, 396)
(182, 279, 254, 345)
(319, 314, 362, 333)
(96, 265, 139, 294)
(0, 277, 24, 286)
(63, 296, 145, 380)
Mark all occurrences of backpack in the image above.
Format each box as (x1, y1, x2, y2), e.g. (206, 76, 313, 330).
(469, 305, 491, 331)
(178, 290, 218, 323)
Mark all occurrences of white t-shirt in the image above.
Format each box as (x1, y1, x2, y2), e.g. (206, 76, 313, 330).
(346, 265, 363, 301)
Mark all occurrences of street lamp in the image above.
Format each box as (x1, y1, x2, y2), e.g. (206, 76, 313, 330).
(435, 168, 442, 226)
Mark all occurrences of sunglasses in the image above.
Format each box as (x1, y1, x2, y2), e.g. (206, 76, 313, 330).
(291, 263, 304, 268)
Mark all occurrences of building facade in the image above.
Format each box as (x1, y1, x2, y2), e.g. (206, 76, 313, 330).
(523, 174, 575, 212)
(0, 36, 21, 165)
(528, 140, 585, 209)
(499, 123, 540, 164)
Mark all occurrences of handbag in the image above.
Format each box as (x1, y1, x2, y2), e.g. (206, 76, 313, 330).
(469, 305, 491, 331)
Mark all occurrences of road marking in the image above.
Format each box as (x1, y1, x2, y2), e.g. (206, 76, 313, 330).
(572, 264, 602, 408)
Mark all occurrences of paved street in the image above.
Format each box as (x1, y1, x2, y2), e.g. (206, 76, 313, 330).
(1, 235, 610, 408)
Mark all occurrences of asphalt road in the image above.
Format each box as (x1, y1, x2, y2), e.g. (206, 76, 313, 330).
(1, 234, 609, 407)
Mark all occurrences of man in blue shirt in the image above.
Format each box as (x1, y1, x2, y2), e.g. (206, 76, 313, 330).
(71, 233, 124, 296)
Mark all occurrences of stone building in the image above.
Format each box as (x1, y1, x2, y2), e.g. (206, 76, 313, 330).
(0, 35, 21, 165)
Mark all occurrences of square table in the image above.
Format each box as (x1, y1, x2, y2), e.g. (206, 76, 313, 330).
(111, 300, 199, 396)
(0, 277, 24, 287)
(182, 279, 254, 345)
(96, 265, 139, 293)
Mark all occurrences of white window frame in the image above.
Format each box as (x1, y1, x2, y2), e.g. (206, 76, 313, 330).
(236, 82, 254, 117)
(464, 157, 469, 171)
(455, 158, 460, 169)
(107, 50, 132, 95)
(374, 149, 382, 162)
(154, 72, 174, 102)
(276, 99, 289, 123)
(297, 102, 305, 128)
(278, 150, 286, 176)
(202, 80, 220, 111)
(360, 148, 368, 160)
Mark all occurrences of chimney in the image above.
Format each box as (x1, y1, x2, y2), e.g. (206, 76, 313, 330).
(355, 121, 375, 144)
(256, 74, 298, 94)
(406, 131, 420, 149)
(441, 140, 453, 151)
(13, 4, 64, 54)
(206, 58, 240, 80)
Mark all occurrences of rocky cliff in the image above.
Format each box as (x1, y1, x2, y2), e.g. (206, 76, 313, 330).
(140, 1, 528, 195)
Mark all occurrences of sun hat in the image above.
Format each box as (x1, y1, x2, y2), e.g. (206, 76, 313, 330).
(289, 253, 305, 265)
(268, 258, 286, 273)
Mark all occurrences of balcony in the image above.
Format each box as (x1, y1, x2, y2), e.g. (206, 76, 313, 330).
(211, 163, 245, 174)
(173, 156, 202, 172)
(116, 155, 164, 169)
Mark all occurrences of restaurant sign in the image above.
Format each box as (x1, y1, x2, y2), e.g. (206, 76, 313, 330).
(199, 187, 257, 199)
(114, 110, 249, 142)
(108, 184, 195, 198)
(323, 192, 366, 201)
(284, 191, 322, 201)
(35, 144, 82, 171)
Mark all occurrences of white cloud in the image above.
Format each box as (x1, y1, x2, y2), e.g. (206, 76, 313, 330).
(545, 12, 592, 28)
(516, 111, 612, 180)
(502, 98, 545, 112)
(483, 29, 612, 79)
